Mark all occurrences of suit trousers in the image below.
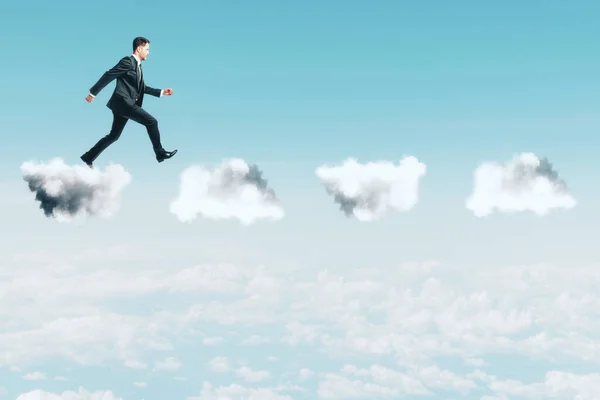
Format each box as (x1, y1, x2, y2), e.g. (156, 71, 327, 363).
(83, 103, 163, 162)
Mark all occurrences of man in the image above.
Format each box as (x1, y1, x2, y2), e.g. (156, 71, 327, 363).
(80, 36, 177, 167)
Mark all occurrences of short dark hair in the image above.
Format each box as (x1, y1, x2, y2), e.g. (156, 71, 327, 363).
(132, 36, 150, 52)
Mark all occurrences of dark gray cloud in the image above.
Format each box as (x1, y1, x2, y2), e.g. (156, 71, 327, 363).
(21, 158, 131, 221)
(510, 156, 568, 192)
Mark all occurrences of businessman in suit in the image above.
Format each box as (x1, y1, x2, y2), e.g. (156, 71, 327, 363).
(80, 36, 177, 167)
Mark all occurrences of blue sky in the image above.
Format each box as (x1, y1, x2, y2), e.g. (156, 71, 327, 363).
(2, 1, 600, 399)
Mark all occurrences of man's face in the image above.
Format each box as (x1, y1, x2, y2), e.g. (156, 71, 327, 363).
(138, 43, 150, 60)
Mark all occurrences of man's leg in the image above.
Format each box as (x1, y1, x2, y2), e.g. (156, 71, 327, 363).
(81, 111, 128, 166)
(124, 106, 177, 162)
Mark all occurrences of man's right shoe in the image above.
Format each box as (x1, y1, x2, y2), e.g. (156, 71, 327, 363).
(156, 149, 177, 163)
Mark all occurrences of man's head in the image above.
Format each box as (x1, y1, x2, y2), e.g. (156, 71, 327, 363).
(132, 36, 150, 60)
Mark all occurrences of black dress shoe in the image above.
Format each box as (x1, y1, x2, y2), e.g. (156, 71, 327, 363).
(156, 149, 177, 163)
(80, 155, 93, 168)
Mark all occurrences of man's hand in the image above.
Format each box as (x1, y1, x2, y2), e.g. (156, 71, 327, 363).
(162, 88, 174, 96)
(85, 94, 94, 103)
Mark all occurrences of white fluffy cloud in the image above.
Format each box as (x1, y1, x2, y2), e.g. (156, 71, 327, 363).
(315, 156, 426, 221)
(466, 152, 576, 217)
(6, 251, 600, 399)
(22, 371, 46, 380)
(16, 388, 122, 400)
(485, 371, 600, 399)
(169, 158, 284, 225)
(20, 158, 131, 222)
(190, 382, 297, 400)
(0, 261, 247, 367)
(154, 356, 182, 370)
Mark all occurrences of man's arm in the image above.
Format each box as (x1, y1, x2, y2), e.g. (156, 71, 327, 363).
(144, 84, 163, 98)
(88, 56, 132, 97)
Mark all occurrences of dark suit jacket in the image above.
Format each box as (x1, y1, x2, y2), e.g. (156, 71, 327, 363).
(89, 55, 161, 112)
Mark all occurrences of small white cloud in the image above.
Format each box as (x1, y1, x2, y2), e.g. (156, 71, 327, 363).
(235, 366, 271, 382)
(169, 158, 284, 225)
(16, 388, 122, 400)
(154, 357, 181, 371)
(22, 371, 45, 380)
(208, 356, 230, 373)
(485, 370, 600, 399)
(283, 322, 320, 345)
(191, 381, 294, 400)
(202, 336, 223, 346)
(316, 156, 426, 221)
(241, 335, 270, 346)
(20, 158, 131, 222)
(124, 360, 147, 369)
(466, 152, 576, 217)
(463, 356, 487, 367)
(300, 368, 314, 380)
(134, 382, 147, 388)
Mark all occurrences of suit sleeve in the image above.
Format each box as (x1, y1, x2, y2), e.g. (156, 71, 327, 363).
(143, 83, 162, 97)
(89, 56, 132, 96)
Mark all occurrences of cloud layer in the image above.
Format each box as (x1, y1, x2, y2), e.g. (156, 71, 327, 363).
(169, 158, 284, 225)
(5, 244, 600, 399)
(20, 158, 131, 222)
(16, 388, 122, 400)
(466, 152, 576, 217)
(315, 156, 427, 221)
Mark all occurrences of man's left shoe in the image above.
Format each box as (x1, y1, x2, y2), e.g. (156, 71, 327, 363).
(156, 149, 177, 163)
(80, 155, 93, 168)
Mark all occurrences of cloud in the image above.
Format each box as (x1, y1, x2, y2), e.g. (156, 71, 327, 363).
(154, 356, 181, 370)
(236, 366, 271, 382)
(123, 360, 147, 369)
(485, 371, 600, 399)
(206, 358, 273, 383)
(190, 382, 296, 400)
(6, 245, 600, 399)
(0, 261, 250, 367)
(208, 356, 230, 373)
(16, 388, 122, 400)
(20, 158, 131, 222)
(169, 158, 284, 225)
(466, 152, 576, 217)
(240, 334, 270, 346)
(315, 156, 426, 221)
(202, 336, 223, 346)
(299, 368, 314, 380)
(317, 369, 431, 398)
(22, 371, 45, 380)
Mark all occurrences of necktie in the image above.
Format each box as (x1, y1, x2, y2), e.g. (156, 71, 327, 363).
(137, 63, 142, 88)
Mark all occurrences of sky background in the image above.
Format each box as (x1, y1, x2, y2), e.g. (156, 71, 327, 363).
(2, 0, 600, 399)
